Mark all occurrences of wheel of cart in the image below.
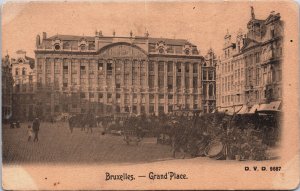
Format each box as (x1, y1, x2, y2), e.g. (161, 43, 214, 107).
(123, 128, 143, 145)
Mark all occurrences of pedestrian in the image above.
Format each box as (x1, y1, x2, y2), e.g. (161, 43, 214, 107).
(27, 125, 33, 141)
(16, 121, 21, 128)
(32, 118, 40, 142)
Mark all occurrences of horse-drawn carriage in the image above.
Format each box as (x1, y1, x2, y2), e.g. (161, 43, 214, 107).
(68, 113, 98, 133)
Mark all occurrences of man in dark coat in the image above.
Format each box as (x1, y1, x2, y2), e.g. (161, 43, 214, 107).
(32, 118, 40, 142)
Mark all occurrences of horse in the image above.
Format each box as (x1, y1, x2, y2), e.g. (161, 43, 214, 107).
(69, 114, 97, 133)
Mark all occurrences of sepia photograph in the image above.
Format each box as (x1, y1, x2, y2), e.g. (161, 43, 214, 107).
(1, 1, 299, 190)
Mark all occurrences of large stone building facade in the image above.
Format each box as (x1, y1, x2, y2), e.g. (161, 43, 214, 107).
(2, 54, 13, 122)
(11, 51, 36, 121)
(216, 7, 283, 114)
(34, 31, 209, 117)
(202, 49, 217, 113)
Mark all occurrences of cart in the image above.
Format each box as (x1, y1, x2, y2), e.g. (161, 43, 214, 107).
(123, 127, 143, 145)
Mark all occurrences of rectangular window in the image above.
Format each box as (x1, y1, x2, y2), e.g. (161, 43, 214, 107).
(98, 62, 103, 71)
(158, 62, 164, 72)
(185, 64, 189, 73)
(116, 61, 121, 72)
(208, 70, 214, 80)
(176, 76, 181, 88)
(203, 69, 207, 80)
(89, 93, 94, 98)
(149, 61, 154, 72)
(80, 93, 86, 98)
(124, 74, 130, 86)
(107, 63, 113, 71)
(176, 63, 181, 73)
(54, 59, 61, 74)
(193, 77, 197, 88)
(149, 75, 155, 88)
(158, 75, 164, 88)
(167, 76, 173, 89)
(167, 62, 173, 72)
(193, 63, 198, 73)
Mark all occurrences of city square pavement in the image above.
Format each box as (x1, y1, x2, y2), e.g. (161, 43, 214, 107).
(2, 122, 174, 164)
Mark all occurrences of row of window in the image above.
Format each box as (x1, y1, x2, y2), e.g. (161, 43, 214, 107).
(57, 104, 199, 114)
(15, 68, 28, 76)
(37, 59, 200, 74)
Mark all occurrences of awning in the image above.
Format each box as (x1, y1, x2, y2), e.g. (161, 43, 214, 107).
(248, 104, 260, 114)
(237, 105, 249, 114)
(258, 101, 281, 112)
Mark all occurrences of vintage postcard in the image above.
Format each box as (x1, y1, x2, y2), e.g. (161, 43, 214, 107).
(1, 0, 299, 190)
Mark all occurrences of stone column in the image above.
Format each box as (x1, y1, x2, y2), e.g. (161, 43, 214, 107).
(154, 61, 159, 115)
(77, 59, 81, 89)
(173, 61, 177, 110)
(68, 59, 72, 88)
(121, 59, 125, 113)
(189, 62, 193, 109)
(137, 60, 142, 115)
(50, 58, 55, 116)
(103, 60, 107, 90)
(129, 60, 133, 114)
(86, 59, 90, 112)
(68, 58, 72, 112)
(59, 58, 63, 90)
(181, 62, 186, 108)
(164, 61, 168, 114)
(198, 62, 202, 110)
(112, 59, 116, 113)
(145, 60, 149, 115)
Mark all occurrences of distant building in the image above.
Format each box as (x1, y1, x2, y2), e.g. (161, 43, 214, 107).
(2, 54, 13, 122)
(216, 7, 283, 114)
(202, 49, 217, 113)
(11, 50, 35, 120)
(34, 31, 208, 117)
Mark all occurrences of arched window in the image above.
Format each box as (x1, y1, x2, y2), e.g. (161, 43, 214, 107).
(209, 83, 214, 97)
(22, 67, 26, 75)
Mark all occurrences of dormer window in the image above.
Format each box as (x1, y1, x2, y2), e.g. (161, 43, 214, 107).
(158, 47, 164, 54)
(18, 59, 23, 64)
(88, 43, 95, 50)
(80, 45, 86, 51)
(22, 67, 26, 75)
(54, 44, 60, 50)
(184, 48, 190, 55)
(63, 42, 70, 49)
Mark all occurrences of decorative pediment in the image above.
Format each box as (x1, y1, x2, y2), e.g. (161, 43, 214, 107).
(241, 38, 259, 51)
(99, 43, 147, 58)
(155, 41, 168, 54)
(183, 44, 192, 55)
(79, 38, 88, 51)
(265, 12, 280, 25)
(261, 44, 273, 62)
(52, 39, 63, 50)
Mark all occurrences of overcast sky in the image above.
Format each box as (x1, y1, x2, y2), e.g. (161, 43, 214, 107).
(2, 1, 291, 58)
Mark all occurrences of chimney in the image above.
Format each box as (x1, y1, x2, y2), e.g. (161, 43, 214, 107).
(42, 32, 47, 40)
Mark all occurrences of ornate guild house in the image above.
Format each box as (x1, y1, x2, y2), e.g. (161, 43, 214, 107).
(34, 31, 210, 117)
(216, 8, 283, 114)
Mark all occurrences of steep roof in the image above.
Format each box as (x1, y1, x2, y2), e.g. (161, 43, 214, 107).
(47, 34, 95, 41)
(47, 34, 195, 46)
(241, 38, 260, 51)
(148, 37, 195, 46)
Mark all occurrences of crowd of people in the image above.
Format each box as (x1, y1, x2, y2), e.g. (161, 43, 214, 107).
(8, 110, 280, 161)
(100, 112, 280, 160)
